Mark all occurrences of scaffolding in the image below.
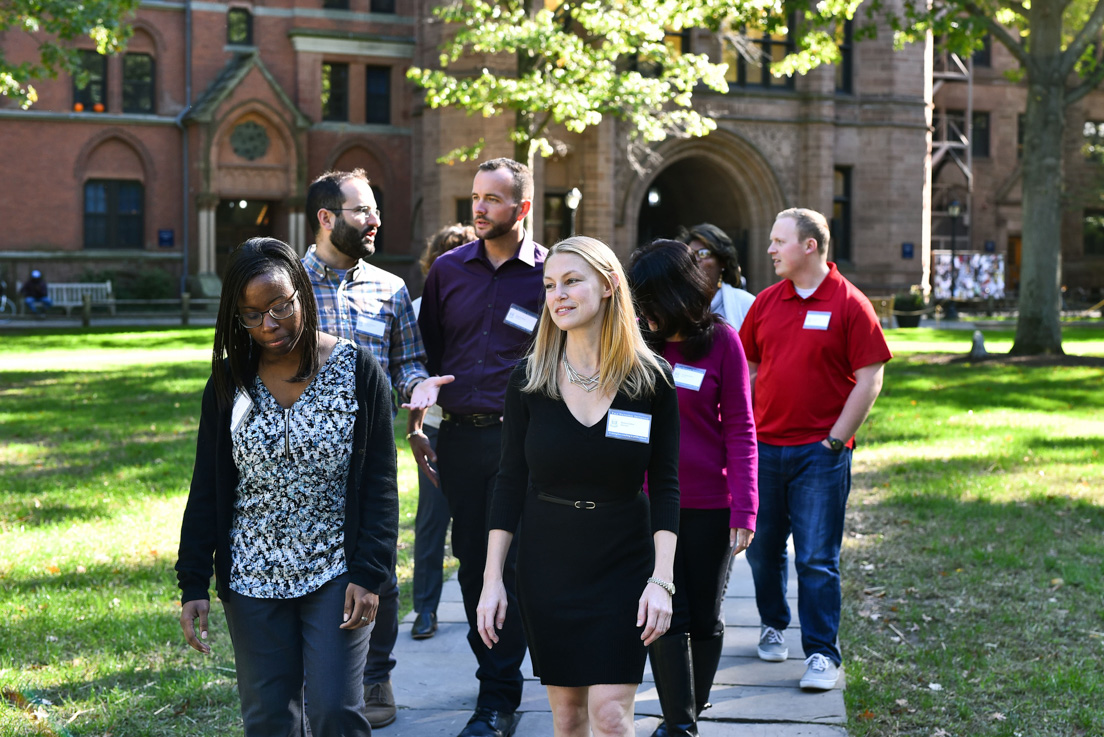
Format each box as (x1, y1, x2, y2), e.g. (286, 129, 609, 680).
(931, 45, 974, 254)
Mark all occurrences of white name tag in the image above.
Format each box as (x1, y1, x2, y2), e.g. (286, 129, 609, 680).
(231, 390, 254, 434)
(803, 311, 832, 330)
(672, 364, 707, 391)
(605, 409, 652, 444)
(356, 314, 387, 338)
(504, 304, 538, 334)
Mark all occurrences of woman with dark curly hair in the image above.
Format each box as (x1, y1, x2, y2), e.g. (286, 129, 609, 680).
(685, 223, 756, 331)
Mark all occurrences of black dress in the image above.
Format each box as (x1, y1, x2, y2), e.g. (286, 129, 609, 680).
(488, 363, 681, 687)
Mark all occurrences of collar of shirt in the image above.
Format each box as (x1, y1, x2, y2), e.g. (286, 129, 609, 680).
(462, 229, 541, 270)
(782, 262, 843, 301)
(303, 245, 365, 284)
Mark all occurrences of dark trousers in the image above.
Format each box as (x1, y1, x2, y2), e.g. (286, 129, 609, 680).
(363, 568, 399, 683)
(669, 508, 735, 639)
(222, 575, 372, 737)
(412, 423, 449, 614)
(436, 420, 527, 713)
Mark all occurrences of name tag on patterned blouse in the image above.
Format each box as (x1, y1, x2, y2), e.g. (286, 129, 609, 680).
(231, 390, 254, 434)
(356, 314, 387, 338)
(504, 304, 538, 334)
(672, 364, 707, 391)
(606, 409, 652, 443)
(803, 311, 832, 330)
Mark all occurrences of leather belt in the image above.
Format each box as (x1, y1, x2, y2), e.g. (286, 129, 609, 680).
(537, 491, 635, 510)
(441, 411, 502, 428)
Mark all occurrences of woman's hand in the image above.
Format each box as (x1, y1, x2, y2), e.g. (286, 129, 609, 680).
(340, 583, 379, 630)
(731, 527, 754, 556)
(476, 580, 508, 649)
(637, 581, 673, 646)
(180, 599, 211, 654)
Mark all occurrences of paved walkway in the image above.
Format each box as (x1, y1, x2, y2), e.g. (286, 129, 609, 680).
(383, 551, 847, 737)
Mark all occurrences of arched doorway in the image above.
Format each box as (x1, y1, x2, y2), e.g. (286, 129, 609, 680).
(637, 156, 755, 288)
(624, 131, 786, 293)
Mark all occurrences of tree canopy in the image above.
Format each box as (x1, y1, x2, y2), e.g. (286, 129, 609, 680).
(0, 0, 140, 109)
(407, 0, 863, 163)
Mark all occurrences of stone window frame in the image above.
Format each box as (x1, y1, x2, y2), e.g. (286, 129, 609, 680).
(227, 7, 254, 46)
(832, 166, 853, 264)
(365, 65, 391, 125)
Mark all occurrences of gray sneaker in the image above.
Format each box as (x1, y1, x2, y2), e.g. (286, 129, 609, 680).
(799, 653, 840, 690)
(757, 625, 788, 662)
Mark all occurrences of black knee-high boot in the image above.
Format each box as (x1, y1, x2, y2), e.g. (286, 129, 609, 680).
(691, 634, 724, 715)
(648, 633, 699, 737)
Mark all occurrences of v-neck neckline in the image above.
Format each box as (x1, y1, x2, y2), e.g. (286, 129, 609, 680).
(559, 389, 617, 430)
(257, 341, 344, 410)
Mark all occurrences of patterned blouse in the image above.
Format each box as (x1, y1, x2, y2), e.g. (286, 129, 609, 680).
(229, 340, 357, 598)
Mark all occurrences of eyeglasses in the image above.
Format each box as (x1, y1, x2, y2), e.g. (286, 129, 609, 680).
(330, 206, 378, 218)
(238, 290, 298, 328)
(693, 247, 713, 260)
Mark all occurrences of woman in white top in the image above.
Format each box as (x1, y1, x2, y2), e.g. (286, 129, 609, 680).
(685, 223, 755, 331)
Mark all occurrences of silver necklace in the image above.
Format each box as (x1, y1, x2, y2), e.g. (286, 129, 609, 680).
(563, 354, 601, 393)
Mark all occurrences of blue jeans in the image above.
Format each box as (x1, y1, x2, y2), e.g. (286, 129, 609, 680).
(745, 441, 851, 665)
(411, 424, 449, 615)
(24, 296, 52, 314)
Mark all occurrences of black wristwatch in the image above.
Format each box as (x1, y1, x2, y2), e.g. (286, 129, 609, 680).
(825, 436, 845, 452)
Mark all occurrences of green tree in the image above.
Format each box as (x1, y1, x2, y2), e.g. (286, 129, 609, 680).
(408, 0, 860, 165)
(1, 0, 140, 109)
(888, 0, 1104, 354)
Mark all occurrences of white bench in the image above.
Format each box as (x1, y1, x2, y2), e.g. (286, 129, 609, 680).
(17, 280, 116, 315)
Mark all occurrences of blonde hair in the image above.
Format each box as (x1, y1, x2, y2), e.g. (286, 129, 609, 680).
(522, 236, 667, 400)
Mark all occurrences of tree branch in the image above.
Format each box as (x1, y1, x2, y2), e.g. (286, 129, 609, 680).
(963, 6, 1029, 67)
(1066, 62, 1104, 105)
(995, 0, 1028, 18)
(1062, 0, 1104, 77)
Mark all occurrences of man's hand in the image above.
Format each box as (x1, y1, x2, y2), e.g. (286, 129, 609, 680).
(408, 431, 439, 487)
(402, 375, 455, 410)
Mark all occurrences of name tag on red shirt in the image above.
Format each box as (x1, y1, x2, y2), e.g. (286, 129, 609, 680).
(803, 311, 832, 330)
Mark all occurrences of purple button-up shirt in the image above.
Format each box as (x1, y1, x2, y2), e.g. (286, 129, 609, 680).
(418, 232, 547, 415)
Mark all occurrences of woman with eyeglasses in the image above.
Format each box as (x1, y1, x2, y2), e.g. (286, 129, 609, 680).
(175, 237, 398, 737)
(628, 239, 757, 737)
(686, 223, 756, 331)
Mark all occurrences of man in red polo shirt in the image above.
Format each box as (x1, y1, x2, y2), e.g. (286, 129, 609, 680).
(739, 207, 892, 691)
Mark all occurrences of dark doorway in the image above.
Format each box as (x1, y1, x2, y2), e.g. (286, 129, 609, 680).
(217, 198, 276, 276)
(636, 157, 754, 288)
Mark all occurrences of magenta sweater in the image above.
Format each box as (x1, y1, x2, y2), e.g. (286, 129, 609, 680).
(648, 323, 758, 531)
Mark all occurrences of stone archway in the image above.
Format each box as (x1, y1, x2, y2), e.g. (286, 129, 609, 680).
(619, 130, 787, 292)
(200, 103, 301, 273)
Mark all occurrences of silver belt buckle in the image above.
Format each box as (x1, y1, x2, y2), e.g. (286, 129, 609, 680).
(573, 500, 597, 510)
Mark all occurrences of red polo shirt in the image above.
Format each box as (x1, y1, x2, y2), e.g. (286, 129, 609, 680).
(739, 263, 892, 447)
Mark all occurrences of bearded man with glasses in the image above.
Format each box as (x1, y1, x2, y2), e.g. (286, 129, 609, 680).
(302, 169, 453, 729)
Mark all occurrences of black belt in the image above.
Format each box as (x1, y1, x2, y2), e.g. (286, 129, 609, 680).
(537, 491, 636, 510)
(441, 411, 502, 428)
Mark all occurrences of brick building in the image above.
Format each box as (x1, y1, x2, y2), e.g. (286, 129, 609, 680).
(1, 0, 1100, 301)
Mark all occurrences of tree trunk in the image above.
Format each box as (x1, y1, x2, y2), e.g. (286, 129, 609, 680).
(1013, 6, 1066, 355)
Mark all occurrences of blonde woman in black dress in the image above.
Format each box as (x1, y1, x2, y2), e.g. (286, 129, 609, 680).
(477, 236, 681, 737)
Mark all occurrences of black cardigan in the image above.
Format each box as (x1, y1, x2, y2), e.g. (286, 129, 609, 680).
(175, 346, 398, 603)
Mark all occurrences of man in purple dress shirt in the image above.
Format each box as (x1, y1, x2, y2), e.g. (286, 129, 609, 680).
(407, 158, 546, 737)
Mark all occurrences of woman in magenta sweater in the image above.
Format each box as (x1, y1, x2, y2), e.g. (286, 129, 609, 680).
(628, 240, 758, 737)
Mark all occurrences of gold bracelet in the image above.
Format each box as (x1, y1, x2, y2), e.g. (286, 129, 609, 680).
(647, 576, 675, 596)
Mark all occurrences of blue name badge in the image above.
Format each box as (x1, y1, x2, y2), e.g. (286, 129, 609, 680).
(672, 364, 707, 391)
(605, 409, 652, 444)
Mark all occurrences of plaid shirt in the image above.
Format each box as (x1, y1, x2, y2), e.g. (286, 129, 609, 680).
(303, 246, 429, 400)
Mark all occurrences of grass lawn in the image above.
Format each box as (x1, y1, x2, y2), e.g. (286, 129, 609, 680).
(842, 326, 1104, 736)
(1, 325, 1101, 736)
(0, 327, 449, 736)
